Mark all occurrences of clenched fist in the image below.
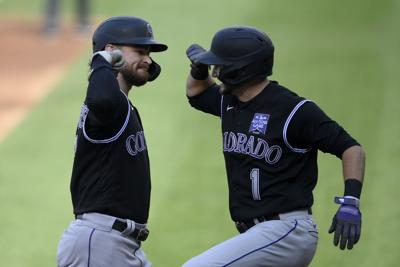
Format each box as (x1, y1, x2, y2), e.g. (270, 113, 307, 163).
(186, 44, 209, 80)
(92, 49, 125, 72)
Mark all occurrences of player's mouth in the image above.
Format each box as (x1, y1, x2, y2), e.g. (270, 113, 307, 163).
(137, 63, 149, 72)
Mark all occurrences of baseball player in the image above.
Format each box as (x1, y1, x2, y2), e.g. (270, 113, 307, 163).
(183, 26, 365, 267)
(57, 16, 167, 267)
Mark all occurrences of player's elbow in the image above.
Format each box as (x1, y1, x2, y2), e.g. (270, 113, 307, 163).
(342, 145, 366, 162)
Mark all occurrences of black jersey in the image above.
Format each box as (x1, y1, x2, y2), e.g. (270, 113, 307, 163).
(70, 56, 151, 223)
(189, 81, 359, 222)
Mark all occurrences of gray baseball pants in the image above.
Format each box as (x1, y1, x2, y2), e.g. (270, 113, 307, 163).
(57, 213, 151, 267)
(182, 210, 318, 267)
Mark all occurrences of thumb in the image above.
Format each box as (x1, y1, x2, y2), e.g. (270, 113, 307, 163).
(328, 216, 337, 233)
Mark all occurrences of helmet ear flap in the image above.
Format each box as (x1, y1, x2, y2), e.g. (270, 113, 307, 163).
(148, 58, 161, 81)
(263, 55, 274, 76)
(219, 59, 269, 86)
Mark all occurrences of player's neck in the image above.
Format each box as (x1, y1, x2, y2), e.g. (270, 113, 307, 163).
(233, 79, 269, 102)
(117, 75, 131, 96)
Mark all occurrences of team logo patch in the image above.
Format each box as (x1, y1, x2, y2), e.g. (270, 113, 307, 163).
(146, 23, 153, 37)
(249, 113, 270, 135)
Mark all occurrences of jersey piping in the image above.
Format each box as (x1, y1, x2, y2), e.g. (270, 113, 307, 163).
(283, 99, 312, 153)
(220, 95, 224, 119)
(223, 220, 298, 266)
(82, 91, 131, 144)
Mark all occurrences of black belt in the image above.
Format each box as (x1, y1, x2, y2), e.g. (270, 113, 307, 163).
(112, 219, 149, 242)
(76, 215, 149, 241)
(235, 208, 312, 234)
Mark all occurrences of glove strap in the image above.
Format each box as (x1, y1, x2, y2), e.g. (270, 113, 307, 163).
(334, 196, 360, 208)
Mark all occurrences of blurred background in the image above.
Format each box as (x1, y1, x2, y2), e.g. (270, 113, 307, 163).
(0, 0, 399, 266)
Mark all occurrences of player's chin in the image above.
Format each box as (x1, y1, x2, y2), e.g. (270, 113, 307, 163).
(138, 69, 150, 80)
(123, 70, 149, 87)
(132, 76, 149, 86)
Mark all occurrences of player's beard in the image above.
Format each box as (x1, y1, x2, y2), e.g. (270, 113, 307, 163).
(121, 63, 149, 87)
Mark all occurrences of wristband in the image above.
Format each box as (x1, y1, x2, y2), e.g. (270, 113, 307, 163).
(190, 64, 209, 80)
(344, 178, 362, 199)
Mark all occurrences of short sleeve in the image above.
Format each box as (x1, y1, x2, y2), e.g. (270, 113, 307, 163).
(287, 101, 360, 158)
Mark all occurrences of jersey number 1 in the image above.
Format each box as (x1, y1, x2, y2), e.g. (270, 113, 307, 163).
(250, 168, 261, 200)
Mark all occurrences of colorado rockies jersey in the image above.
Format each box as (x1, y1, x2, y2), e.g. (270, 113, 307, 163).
(70, 56, 151, 223)
(189, 81, 359, 222)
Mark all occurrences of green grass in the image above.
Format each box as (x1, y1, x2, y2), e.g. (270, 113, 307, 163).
(1, 0, 399, 266)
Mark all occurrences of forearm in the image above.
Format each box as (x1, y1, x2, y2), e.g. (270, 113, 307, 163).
(342, 145, 365, 183)
(186, 74, 215, 97)
(87, 62, 121, 108)
(86, 57, 124, 123)
(329, 145, 365, 250)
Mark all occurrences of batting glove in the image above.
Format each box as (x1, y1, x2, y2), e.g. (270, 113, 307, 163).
(186, 44, 209, 80)
(92, 50, 125, 72)
(328, 196, 361, 250)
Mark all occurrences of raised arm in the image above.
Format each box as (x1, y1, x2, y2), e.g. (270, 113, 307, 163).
(186, 44, 215, 97)
(86, 50, 126, 124)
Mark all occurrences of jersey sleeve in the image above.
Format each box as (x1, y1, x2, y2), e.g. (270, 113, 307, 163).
(85, 55, 126, 126)
(287, 101, 360, 158)
(187, 84, 222, 117)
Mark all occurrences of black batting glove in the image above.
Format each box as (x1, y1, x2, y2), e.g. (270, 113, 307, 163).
(328, 196, 362, 250)
(186, 44, 209, 80)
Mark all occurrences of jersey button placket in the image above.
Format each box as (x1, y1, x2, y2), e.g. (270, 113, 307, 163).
(237, 109, 242, 126)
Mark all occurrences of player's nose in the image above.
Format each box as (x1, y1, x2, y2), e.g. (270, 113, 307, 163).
(142, 55, 152, 65)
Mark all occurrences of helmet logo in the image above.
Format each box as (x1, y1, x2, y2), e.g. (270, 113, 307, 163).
(146, 23, 153, 37)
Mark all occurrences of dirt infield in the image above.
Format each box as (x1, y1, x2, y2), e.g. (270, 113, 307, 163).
(0, 18, 89, 143)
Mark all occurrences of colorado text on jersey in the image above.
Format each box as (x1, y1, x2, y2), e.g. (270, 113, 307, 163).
(223, 132, 282, 164)
(125, 131, 147, 156)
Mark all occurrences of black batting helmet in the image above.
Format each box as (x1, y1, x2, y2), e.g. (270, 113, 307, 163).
(196, 26, 274, 86)
(92, 16, 168, 53)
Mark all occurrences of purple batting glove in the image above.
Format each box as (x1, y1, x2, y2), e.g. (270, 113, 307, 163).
(328, 196, 361, 250)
